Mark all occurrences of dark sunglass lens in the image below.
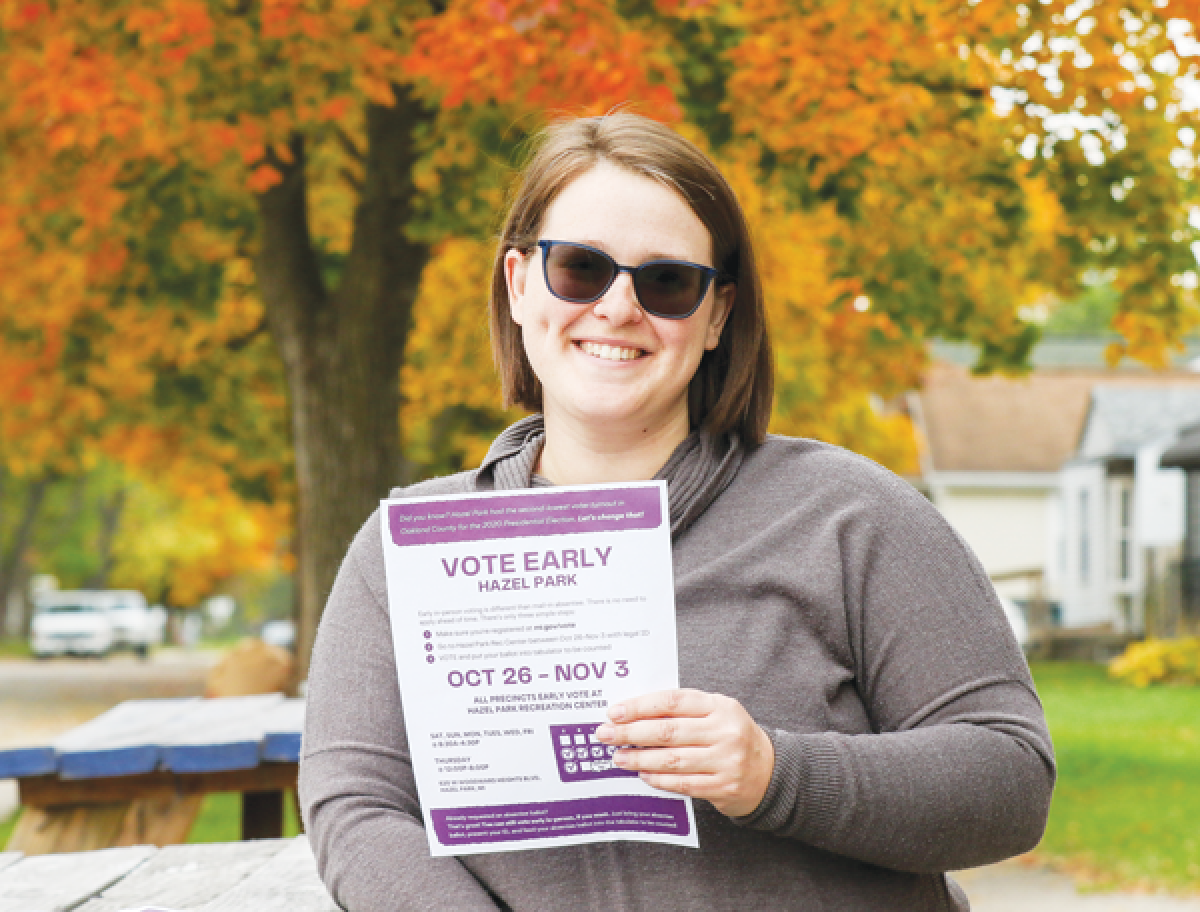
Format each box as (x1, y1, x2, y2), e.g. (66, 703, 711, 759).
(545, 245, 614, 301)
(635, 263, 706, 316)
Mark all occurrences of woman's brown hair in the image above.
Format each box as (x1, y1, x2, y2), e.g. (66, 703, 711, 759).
(489, 111, 774, 445)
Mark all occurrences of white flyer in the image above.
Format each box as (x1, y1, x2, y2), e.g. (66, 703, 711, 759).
(380, 481, 698, 856)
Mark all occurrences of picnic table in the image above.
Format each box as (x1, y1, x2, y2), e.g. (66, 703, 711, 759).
(0, 835, 338, 911)
(0, 695, 305, 855)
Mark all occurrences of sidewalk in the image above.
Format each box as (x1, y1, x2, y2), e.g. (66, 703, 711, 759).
(959, 860, 1200, 911)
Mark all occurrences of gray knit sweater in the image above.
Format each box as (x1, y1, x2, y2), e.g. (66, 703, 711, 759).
(300, 417, 1055, 912)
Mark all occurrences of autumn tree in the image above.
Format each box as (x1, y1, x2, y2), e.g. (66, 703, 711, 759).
(1, 0, 1197, 676)
(0, 80, 291, 623)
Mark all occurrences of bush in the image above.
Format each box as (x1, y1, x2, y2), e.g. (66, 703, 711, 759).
(1109, 638, 1200, 687)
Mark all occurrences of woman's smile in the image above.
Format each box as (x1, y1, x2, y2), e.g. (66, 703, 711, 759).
(575, 340, 647, 362)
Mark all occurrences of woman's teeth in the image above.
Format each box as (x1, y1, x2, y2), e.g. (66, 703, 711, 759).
(578, 341, 643, 361)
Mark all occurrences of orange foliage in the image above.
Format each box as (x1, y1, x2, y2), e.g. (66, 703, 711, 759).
(0, 0, 1196, 594)
(405, 0, 680, 118)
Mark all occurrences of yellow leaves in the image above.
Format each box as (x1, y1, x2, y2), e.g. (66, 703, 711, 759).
(1110, 638, 1200, 688)
(110, 473, 291, 607)
(401, 238, 525, 470)
(173, 220, 234, 265)
(358, 75, 397, 107)
(715, 146, 918, 472)
(1108, 310, 1193, 370)
(1022, 171, 1067, 244)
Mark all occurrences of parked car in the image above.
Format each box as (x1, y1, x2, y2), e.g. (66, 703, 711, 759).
(260, 619, 296, 652)
(31, 590, 165, 658)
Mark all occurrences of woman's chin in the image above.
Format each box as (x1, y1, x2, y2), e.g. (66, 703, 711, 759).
(552, 395, 688, 438)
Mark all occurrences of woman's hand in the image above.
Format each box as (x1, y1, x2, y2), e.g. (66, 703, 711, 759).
(594, 688, 775, 818)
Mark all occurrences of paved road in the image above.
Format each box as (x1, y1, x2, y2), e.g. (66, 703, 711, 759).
(0, 649, 218, 703)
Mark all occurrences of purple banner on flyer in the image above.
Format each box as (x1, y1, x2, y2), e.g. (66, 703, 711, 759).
(389, 487, 662, 547)
(430, 794, 690, 845)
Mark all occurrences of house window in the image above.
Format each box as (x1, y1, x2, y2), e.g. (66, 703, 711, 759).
(1116, 484, 1132, 583)
(1188, 472, 1200, 560)
(1080, 489, 1090, 585)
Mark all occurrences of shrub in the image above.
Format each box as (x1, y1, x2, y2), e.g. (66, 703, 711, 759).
(1109, 638, 1200, 687)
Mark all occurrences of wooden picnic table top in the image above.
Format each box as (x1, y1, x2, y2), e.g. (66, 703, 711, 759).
(0, 835, 339, 911)
(0, 696, 305, 782)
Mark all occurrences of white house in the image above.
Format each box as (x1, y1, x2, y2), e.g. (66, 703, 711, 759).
(911, 362, 1102, 602)
(1057, 387, 1200, 632)
(911, 343, 1200, 631)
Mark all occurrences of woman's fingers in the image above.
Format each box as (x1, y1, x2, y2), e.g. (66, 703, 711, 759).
(613, 745, 716, 773)
(614, 744, 766, 810)
(592, 688, 776, 817)
(609, 688, 716, 722)
(596, 715, 708, 747)
(595, 688, 717, 746)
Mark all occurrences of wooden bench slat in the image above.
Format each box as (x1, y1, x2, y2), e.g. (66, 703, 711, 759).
(0, 845, 156, 912)
(19, 765, 298, 809)
(194, 836, 337, 912)
(158, 695, 285, 775)
(259, 699, 305, 763)
(55, 701, 200, 780)
(73, 840, 290, 912)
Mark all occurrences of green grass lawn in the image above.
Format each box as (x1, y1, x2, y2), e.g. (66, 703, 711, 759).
(186, 791, 303, 843)
(0, 637, 31, 659)
(1031, 661, 1200, 893)
(0, 809, 18, 848)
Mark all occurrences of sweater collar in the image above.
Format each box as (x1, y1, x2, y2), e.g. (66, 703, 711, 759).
(476, 414, 743, 540)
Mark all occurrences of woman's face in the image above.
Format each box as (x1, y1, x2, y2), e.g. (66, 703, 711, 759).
(505, 162, 733, 439)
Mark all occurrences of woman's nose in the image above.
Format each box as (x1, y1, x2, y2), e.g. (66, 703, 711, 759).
(591, 271, 643, 325)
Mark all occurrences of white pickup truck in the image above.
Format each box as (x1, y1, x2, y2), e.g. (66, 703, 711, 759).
(31, 590, 167, 658)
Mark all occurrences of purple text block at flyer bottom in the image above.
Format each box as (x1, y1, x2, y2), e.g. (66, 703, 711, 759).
(430, 795, 690, 846)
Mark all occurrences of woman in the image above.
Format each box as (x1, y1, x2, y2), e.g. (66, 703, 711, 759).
(300, 112, 1054, 911)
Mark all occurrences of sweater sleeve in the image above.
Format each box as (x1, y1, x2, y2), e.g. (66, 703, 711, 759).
(298, 512, 505, 912)
(733, 466, 1056, 873)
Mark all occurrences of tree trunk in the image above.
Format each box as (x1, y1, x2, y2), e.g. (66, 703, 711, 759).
(257, 89, 433, 682)
(0, 476, 49, 637)
(85, 485, 127, 589)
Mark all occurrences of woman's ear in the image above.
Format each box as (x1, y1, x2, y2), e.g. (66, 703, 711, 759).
(705, 283, 735, 351)
(505, 248, 530, 326)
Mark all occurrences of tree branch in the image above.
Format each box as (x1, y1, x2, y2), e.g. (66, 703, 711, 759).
(225, 317, 268, 352)
(332, 124, 366, 165)
(909, 78, 986, 100)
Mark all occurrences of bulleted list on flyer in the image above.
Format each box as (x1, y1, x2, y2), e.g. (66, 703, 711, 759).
(380, 481, 698, 856)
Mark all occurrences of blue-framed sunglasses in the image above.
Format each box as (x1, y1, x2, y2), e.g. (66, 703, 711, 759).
(537, 240, 725, 319)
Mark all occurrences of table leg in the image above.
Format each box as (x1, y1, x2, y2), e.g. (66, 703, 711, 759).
(242, 790, 284, 840)
(7, 804, 129, 854)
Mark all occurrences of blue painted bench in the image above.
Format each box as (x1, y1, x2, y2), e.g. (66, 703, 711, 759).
(1, 696, 306, 854)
